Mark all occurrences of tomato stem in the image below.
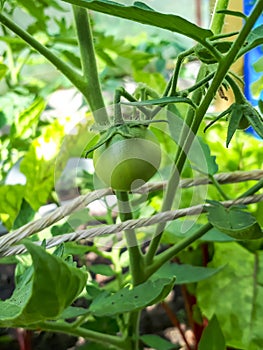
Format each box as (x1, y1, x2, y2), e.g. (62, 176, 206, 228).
(114, 88, 125, 124)
(117, 87, 152, 119)
(115, 191, 145, 286)
(73, 6, 109, 125)
(145, 0, 263, 265)
(31, 321, 129, 350)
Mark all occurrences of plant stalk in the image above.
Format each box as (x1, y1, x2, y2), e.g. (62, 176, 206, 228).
(34, 321, 128, 350)
(145, 223, 213, 278)
(73, 6, 108, 125)
(115, 191, 144, 350)
(210, 0, 230, 35)
(145, 0, 263, 265)
(115, 191, 144, 286)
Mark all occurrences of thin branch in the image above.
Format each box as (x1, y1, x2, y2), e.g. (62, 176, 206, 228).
(72, 6, 108, 124)
(0, 13, 84, 93)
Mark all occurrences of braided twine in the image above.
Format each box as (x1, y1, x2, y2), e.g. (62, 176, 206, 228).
(1, 170, 263, 257)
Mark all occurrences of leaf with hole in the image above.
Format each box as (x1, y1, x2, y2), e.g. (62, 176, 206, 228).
(89, 277, 175, 317)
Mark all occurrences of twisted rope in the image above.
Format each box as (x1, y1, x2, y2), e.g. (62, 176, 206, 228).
(1, 193, 263, 257)
(136, 169, 263, 193)
(0, 188, 112, 252)
(0, 170, 262, 255)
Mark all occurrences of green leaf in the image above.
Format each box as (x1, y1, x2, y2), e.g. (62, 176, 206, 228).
(163, 220, 234, 243)
(62, 0, 213, 44)
(0, 241, 87, 327)
(197, 243, 263, 349)
(133, 1, 154, 11)
(258, 100, 263, 115)
(89, 277, 175, 317)
(59, 306, 89, 320)
(206, 201, 263, 240)
(226, 104, 244, 147)
(0, 185, 25, 230)
(243, 105, 263, 139)
(122, 96, 196, 109)
(89, 264, 115, 276)
(216, 9, 247, 20)
(258, 100, 263, 114)
(140, 334, 176, 350)
(191, 138, 218, 175)
(16, 0, 47, 31)
(195, 41, 232, 64)
(198, 315, 226, 350)
(94, 32, 153, 70)
(133, 70, 166, 93)
(153, 263, 224, 285)
(238, 25, 263, 57)
(20, 120, 65, 210)
(0, 63, 7, 80)
(11, 97, 46, 140)
(12, 199, 35, 230)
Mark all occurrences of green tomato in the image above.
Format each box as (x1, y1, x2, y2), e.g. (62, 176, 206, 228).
(237, 116, 250, 130)
(93, 126, 161, 191)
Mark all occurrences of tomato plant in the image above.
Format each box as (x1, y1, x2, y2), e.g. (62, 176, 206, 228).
(0, 1, 263, 350)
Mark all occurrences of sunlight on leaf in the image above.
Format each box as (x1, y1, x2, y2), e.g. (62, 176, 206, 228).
(0, 185, 25, 230)
(20, 120, 65, 210)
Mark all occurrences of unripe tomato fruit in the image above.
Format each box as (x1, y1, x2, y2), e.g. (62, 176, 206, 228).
(237, 116, 250, 130)
(93, 126, 161, 191)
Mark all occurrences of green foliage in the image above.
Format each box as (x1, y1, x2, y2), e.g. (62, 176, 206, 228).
(0, 62, 8, 80)
(0, 241, 87, 326)
(89, 277, 175, 317)
(0, 0, 263, 349)
(13, 199, 35, 230)
(10, 97, 46, 141)
(0, 184, 25, 229)
(140, 334, 176, 350)
(198, 315, 226, 350)
(207, 201, 262, 240)
(238, 24, 263, 57)
(153, 262, 224, 284)
(162, 220, 234, 243)
(62, 0, 213, 44)
(20, 120, 64, 210)
(197, 243, 263, 349)
(191, 138, 218, 176)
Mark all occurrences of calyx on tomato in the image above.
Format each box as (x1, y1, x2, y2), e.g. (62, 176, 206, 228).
(88, 124, 161, 191)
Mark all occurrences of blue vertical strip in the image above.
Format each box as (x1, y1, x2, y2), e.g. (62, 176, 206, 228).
(243, 0, 263, 138)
